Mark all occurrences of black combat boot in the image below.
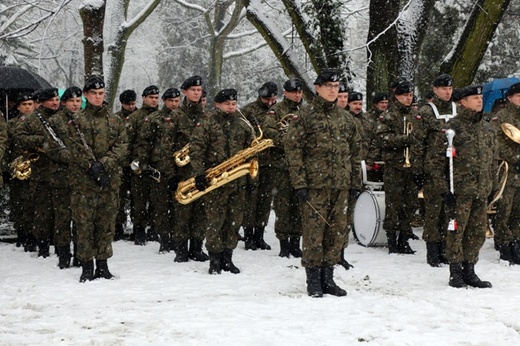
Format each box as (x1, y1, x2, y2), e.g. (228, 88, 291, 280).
(426, 242, 441, 267)
(72, 243, 82, 267)
(438, 241, 449, 264)
(24, 234, 37, 252)
(174, 240, 189, 262)
(94, 259, 114, 280)
(134, 227, 146, 246)
(449, 263, 467, 288)
(208, 252, 222, 275)
(397, 232, 416, 254)
(321, 265, 347, 296)
(339, 248, 354, 270)
(57, 245, 72, 269)
(114, 223, 125, 241)
(254, 227, 271, 250)
(278, 238, 291, 258)
(16, 228, 26, 248)
(38, 239, 50, 258)
(158, 234, 171, 254)
(289, 237, 302, 258)
(509, 241, 520, 265)
(221, 249, 240, 274)
(462, 262, 492, 288)
(243, 227, 257, 251)
(189, 239, 209, 262)
(305, 267, 323, 298)
(498, 242, 513, 264)
(386, 232, 399, 254)
(79, 260, 94, 283)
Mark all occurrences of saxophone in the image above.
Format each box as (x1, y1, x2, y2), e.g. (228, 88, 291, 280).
(9, 152, 40, 180)
(173, 143, 190, 167)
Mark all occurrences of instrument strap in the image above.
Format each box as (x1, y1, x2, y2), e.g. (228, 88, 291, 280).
(68, 117, 97, 161)
(428, 102, 457, 122)
(35, 112, 66, 149)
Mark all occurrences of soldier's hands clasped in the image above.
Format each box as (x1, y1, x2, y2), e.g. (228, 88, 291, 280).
(194, 174, 207, 192)
(295, 188, 308, 203)
(87, 161, 111, 188)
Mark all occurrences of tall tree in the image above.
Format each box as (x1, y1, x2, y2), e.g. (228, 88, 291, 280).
(79, 0, 106, 79)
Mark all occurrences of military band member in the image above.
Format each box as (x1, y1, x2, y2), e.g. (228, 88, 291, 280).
(263, 78, 305, 258)
(285, 69, 361, 298)
(190, 89, 254, 274)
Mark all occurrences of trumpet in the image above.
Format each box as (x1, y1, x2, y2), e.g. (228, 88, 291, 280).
(403, 118, 413, 168)
(130, 160, 161, 183)
(9, 152, 40, 180)
(173, 144, 190, 167)
(278, 113, 297, 132)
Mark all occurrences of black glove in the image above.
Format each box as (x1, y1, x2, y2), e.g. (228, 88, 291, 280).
(87, 161, 111, 187)
(294, 188, 308, 203)
(413, 173, 425, 188)
(194, 174, 207, 192)
(244, 183, 256, 194)
(349, 188, 361, 200)
(442, 191, 456, 210)
(168, 176, 180, 192)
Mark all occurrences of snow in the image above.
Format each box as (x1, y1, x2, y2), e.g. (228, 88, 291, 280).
(2, 212, 520, 345)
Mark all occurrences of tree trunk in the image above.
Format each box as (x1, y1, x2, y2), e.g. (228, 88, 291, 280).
(79, 1, 106, 80)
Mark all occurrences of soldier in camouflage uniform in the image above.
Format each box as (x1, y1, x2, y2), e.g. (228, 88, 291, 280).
(136, 88, 184, 255)
(63, 76, 128, 282)
(114, 89, 137, 241)
(375, 80, 419, 254)
(190, 89, 254, 274)
(263, 78, 305, 258)
(491, 82, 520, 264)
(240, 81, 278, 251)
(171, 76, 210, 262)
(414, 74, 457, 267)
(127, 85, 160, 245)
(285, 69, 361, 298)
(14, 88, 63, 258)
(442, 85, 493, 288)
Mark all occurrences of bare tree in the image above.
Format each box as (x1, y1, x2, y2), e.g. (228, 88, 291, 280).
(79, 0, 106, 79)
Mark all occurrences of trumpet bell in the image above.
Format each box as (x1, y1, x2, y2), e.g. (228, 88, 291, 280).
(501, 123, 520, 144)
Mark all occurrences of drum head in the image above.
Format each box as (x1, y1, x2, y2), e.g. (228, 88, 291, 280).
(353, 191, 387, 247)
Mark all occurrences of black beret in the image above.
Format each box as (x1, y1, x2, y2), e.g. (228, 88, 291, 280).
(37, 88, 59, 102)
(390, 77, 406, 89)
(451, 88, 464, 102)
(181, 75, 203, 90)
(142, 85, 159, 96)
(119, 90, 137, 104)
(348, 91, 363, 103)
(162, 88, 181, 99)
(314, 69, 340, 85)
(283, 78, 304, 92)
(83, 75, 105, 92)
(258, 82, 278, 98)
(461, 85, 483, 98)
(61, 86, 82, 101)
(16, 92, 34, 105)
(394, 80, 414, 95)
(214, 89, 238, 103)
(373, 92, 389, 104)
(338, 82, 349, 93)
(506, 82, 520, 97)
(433, 74, 453, 87)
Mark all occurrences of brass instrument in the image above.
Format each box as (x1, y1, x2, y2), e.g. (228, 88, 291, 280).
(403, 118, 413, 168)
(487, 161, 509, 214)
(130, 160, 161, 183)
(9, 153, 40, 180)
(501, 122, 520, 143)
(173, 144, 190, 167)
(175, 132, 274, 205)
(278, 113, 297, 132)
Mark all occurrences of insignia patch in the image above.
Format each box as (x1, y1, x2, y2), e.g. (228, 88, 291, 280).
(378, 115, 384, 121)
(165, 118, 171, 122)
(416, 115, 422, 120)
(19, 116, 25, 122)
(292, 115, 299, 120)
(196, 122, 201, 127)
(492, 117, 498, 122)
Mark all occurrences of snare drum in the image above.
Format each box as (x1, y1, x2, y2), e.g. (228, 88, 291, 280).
(353, 190, 387, 247)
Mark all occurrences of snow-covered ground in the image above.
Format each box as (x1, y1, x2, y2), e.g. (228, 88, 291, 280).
(1, 214, 520, 345)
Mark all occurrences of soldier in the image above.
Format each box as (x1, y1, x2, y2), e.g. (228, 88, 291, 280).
(285, 69, 361, 298)
(136, 88, 181, 254)
(263, 79, 305, 258)
(114, 89, 137, 241)
(370, 92, 390, 118)
(190, 88, 254, 274)
(171, 76, 210, 262)
(375, 80, 418, 254)
(442, 85, 493, 288)
(491, 82, 520, 264)
(240, 81, 278, 251)
(127, 85, 160, 245)
(14, 88, 62, 258)
(65, 76, 128, 282)
(415, 74, 457, 267)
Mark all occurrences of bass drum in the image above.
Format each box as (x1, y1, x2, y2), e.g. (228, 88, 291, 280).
(353, 190, 387, 247)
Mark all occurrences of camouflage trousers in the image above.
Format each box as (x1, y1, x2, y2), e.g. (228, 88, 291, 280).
(204, 186, 245, 254)
(130, 174, 152, 229)
(301, 189, 348, 268)
(9, 179, 33, 235)
(149, 178, 174, 240)
(50, 185, 72, 247)
(173, 198, 205, 243)
(116, 171, 131, 225)
(445, 195, 486, 264)
(382, 166, 418, 235)
(71, 187, 118, 261)
(30, 180, 54, 242)
(492, 185, 520, 246)
(242, 166, 274, 228)
(272, 167, 302, 240)
(422, 173, 448, 242)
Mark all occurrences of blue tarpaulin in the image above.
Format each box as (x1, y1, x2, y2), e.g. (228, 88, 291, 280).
(483, 77, 520, 113)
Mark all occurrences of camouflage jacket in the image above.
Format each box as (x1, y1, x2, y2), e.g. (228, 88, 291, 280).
(115, 107, 135, 120)
(65, 103, 128, 191)
(352, 110, 376, 164)
(125, 105, 158, 162)
(492, 102, 520, 187)
(46, 109, 73, 187)
(367, 108, 384, 163)
(263, 97, 302, 169)
(443, 107, 496, 198)
(284, 95, 362, 190)
(190, 108, 254, 187)
(136, 105, 177, 178)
